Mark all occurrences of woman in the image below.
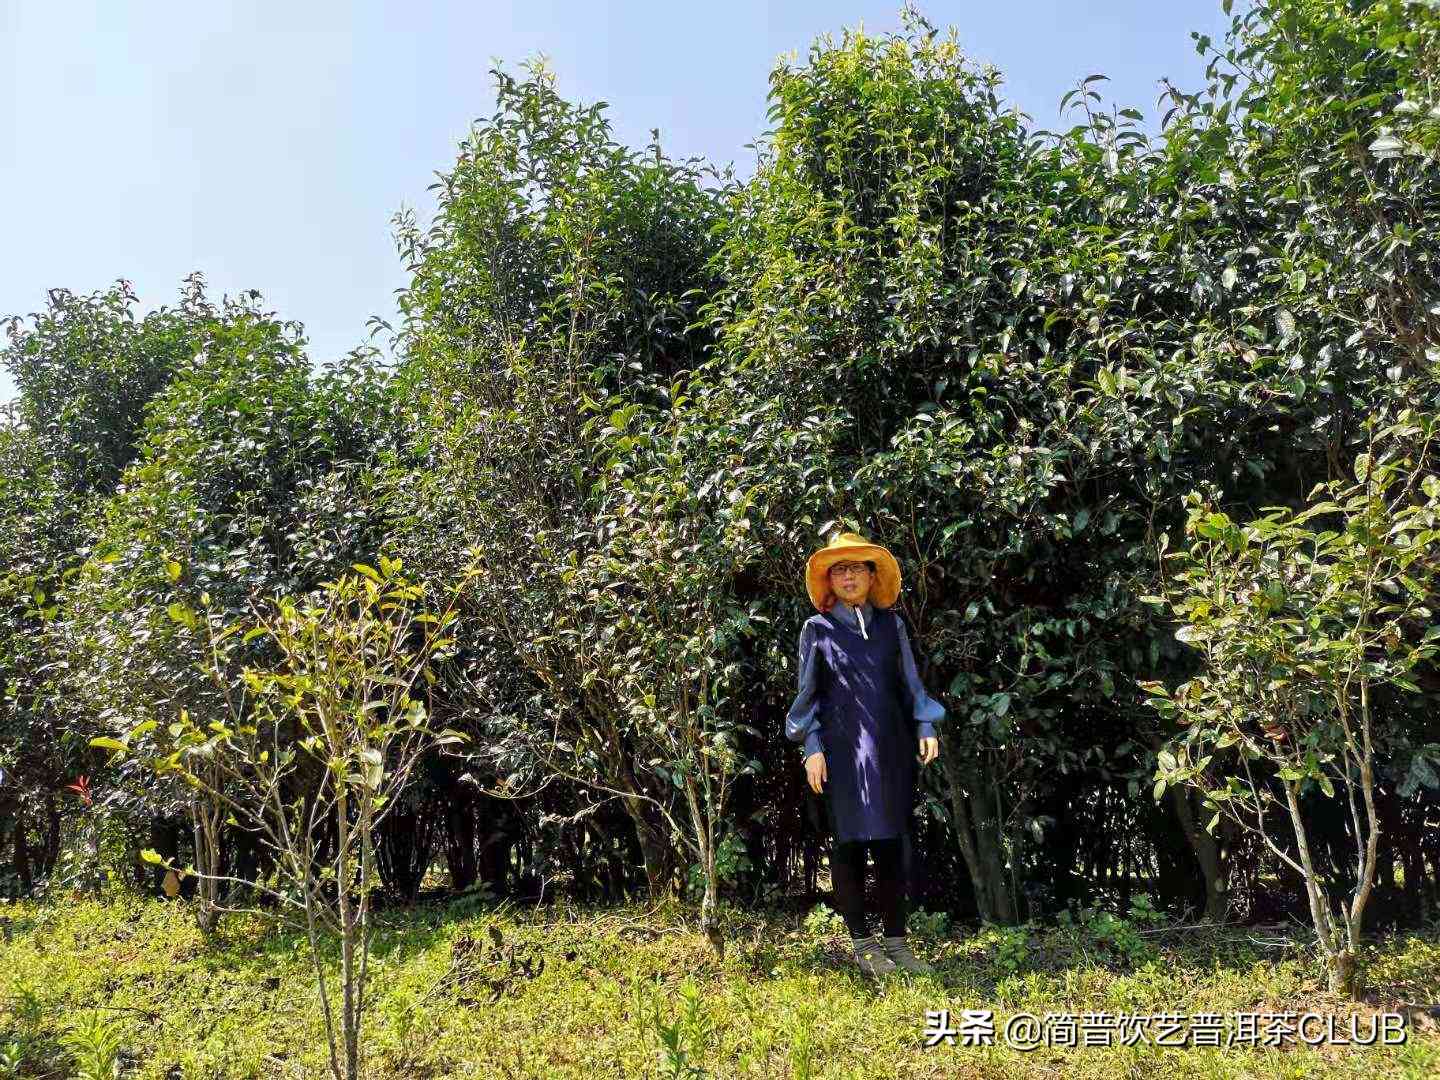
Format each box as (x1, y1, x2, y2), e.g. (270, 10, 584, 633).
(786, 531, 944, 976)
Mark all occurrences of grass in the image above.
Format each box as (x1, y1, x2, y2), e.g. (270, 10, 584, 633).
(1, 892, 1438, 1078)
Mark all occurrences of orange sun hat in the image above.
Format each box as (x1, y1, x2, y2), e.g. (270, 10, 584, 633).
(804, 531, 902, 612)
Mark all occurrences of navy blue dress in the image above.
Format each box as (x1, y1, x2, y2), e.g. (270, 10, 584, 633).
(786, 602, 945, 844)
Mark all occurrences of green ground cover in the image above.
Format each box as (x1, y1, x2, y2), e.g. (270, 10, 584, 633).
(2, 896, 1438, 1078)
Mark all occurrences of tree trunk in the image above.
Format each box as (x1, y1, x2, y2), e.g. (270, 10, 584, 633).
(682, 774, 721, 949)
(937, 743, 1021, 923)
(1169, 786, 1229, 920)
(190, 790, 224, 932)
(39, 793, 61, 879)
(13, 803, 31, 894)
(479, 830, 511, 895)
(336, 787, 359, 1080)
(1282, 779, 1361, 999)
(944, 758, 1018, 923)
(88, 814, 102, 898)
(625, 803, 678, 899)
(609, 745, 679, 900)
(1328, 949, 1360, 996)
(445, 796, 478, 892)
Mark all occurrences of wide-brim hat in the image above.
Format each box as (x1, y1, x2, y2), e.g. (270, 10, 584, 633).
(805, 531, 902, 612)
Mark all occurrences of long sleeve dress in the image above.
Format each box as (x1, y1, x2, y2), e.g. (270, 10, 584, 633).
(785, 600, 945, 843)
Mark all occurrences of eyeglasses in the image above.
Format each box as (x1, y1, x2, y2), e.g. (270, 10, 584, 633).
(829, 562, 872, 579)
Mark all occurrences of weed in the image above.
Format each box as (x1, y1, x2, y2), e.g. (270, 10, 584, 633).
(787, 997, 820, 1080)
(59, 1010, 123, 1080)
(990, 923, 1033, 977)
(1080, 902, 1159, 967)
(6, 977, 44, 1035)
(801, 903, 847, 940)
(650, 976, 711, 1079)
(1127, 892, 1166, 928)
(906, 906, 951, 941)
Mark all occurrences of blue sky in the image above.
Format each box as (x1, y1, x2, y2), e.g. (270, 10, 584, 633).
(0, 1, 1236, 404)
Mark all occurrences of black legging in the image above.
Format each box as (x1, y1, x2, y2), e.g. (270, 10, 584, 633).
(830, 835, 906, 938)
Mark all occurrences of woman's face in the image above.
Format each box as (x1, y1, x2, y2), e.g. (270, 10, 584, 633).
(828, 560, 873, 607)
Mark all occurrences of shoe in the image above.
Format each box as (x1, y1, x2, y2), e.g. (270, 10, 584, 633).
(851, 934, 898, 976)
(882, 935, 934, 974)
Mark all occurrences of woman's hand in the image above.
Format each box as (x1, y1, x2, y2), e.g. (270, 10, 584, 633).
(804, 751, 827, 794)
(917, 736, 939, 766)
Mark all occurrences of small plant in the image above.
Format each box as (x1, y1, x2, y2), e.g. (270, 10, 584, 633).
(63, 776, 104, 898)
(379, 987, 418, 1064)
(799, 902, 849, 964)
(5, 977, 44, 1039)
(98, 556, 480, 1080)
(59, 1010, 123, 1080)
(731, 984, 777, 1072)
(649, 977, 710, 1079)
(1127, 892, 1165, 929)
(376, 983, 441, 1070)
(787, 998, 820, 1080)
(990, 923, 1032, 977)
(1081, 906, 1157, 967)
(907, 907, 951, 941)
(0, 1042, 23, 1079)
(2, 979, 47, 1071)
(802, 902, 847, 939)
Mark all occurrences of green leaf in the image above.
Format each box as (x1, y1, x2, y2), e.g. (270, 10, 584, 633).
(89, 736, 128, 752)
(140, 849, 165, 865)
